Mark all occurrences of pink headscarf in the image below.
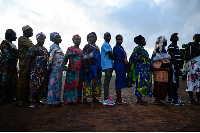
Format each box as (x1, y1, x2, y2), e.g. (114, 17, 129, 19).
(72, 34, 80, 42)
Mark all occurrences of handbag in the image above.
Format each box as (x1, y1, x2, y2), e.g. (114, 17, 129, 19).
(183, 46, 191, 73)
(126, 73, 133, 88)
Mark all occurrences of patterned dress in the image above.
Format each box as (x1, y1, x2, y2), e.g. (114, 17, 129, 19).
(0, 40, 18, 101)
(151, 46, 171, 100)
(63, 46, 83, 103)
(47, 44, 65, 105)
(129, 46, 153, 97)
(186, 46, 200, 92)
(83, 43, 101, 98)
(28, 45, 49, 101)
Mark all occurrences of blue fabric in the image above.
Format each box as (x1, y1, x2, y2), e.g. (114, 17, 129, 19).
(101, 41, 113, 70)
(113, 43, 127, 89)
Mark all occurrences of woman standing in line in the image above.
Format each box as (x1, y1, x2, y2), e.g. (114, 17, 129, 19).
(0, 29, 18, 104)
(82, 32, 101, 104)
(113, 34, 128, 105)
(185, 34, 200, 104)
(151, 36, 171, 105)
(47, 32, 65, 107)
(63, 34, 83, 105)
(129, 35, 152, 105)
(27, 32, 49, 107)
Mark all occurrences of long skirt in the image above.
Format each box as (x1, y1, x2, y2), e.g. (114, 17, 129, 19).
(63, 71, 83, 103)
(47, 67, 63, 104)
(29, 71, 48, 101)
(83, 77, 101, 98)
(186, 56, 200, 92)
(153, 59, 170, 100)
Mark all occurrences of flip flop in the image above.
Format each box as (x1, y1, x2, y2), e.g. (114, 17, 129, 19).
(136, 101, 147, 105)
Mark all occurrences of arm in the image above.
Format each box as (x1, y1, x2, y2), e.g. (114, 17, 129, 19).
(168, 51, 182, 74)
(113, 46, 128, 63)
(107, 51, 114, 60)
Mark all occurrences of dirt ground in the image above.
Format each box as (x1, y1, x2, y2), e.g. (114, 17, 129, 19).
(1, 78, 200, 132)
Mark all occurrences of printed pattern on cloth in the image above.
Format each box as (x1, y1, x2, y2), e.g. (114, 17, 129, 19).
(63, 46, 83, 103)
(186, 56, 200, 92)
(47, 44, 64, 104)
(130, 46, 152, 97)
(28, 45, 49, 101)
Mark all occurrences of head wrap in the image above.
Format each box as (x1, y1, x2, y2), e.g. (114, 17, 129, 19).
(50, 32, 59, 42)
(5, 29, 15, 40)
(134, 35, 144, 44)
(72, 34, 80, 42)
(90, 32, 97, 39)
(36, 32, 46, 39)
(154, 36, 167, 53)
(22, 25, 31, 31)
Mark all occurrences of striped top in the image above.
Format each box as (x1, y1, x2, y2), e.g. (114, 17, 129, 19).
(167, 43, 182, 65)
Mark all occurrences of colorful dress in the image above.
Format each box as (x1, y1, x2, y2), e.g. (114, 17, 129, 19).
(129, 46, 153, 97)
(63, 46, 83, 103)
(28, 45, 49, 102)
(186, 45, 200, 92)
(47, 44, 65, 105)
(18, 36, 34, 102)
(151, 46, 171, 100)
(113, 43, 127, 89)
(83, 43, 101, 98)
(0, 40, 18, 101)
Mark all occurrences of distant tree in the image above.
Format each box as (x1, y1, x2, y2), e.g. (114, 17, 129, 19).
(179, 42, 194, 69)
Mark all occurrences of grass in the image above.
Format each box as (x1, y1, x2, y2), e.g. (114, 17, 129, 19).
(101, 75, 116, 78)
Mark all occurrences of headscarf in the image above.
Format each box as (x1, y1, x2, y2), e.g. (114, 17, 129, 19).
(36, 32, 46, 39)
(154, 36, 167, 53)
(90, 32, 97, 40)
(50, 32, 59, 42)
(152, 36, 170, 62)
(72, 34, 80, 42)
(22, 25, 31, 31)
(134, 35, 144, 44)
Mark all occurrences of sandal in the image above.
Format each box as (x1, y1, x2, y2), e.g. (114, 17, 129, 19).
(83, 99, 91, 105)
(30, 103, 42, 108)
(155, 102, 166, 106)
(92, 98, 101, 103)
(136, 101, 147, 105)
(189, 101, 200, 105)
(50, 103, 63, 107)
(115, 99, 123, 105)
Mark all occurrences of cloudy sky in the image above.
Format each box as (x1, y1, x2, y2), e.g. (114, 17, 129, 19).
(0, 0, 200, 58)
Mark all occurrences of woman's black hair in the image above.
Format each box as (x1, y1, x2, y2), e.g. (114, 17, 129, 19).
(5, 29, 15, 40)
(115, 34, 122, 39)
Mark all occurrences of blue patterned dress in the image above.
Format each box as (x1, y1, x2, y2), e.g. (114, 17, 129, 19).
(82, 43, 101, 98)
(47, 44, 65, 105)
(130, 46, 153, 97)
(0, 40, 18, 101)
(28, 45, 49, 101)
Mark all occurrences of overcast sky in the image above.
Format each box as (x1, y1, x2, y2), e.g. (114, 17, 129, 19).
(0, 0, 200, 58)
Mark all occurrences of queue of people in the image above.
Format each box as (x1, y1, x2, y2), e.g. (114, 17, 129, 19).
(0, 25, 200, 107)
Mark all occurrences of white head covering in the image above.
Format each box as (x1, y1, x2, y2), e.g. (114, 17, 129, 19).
(22, 25, 31, 31)
(154, 36, 167, 53)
